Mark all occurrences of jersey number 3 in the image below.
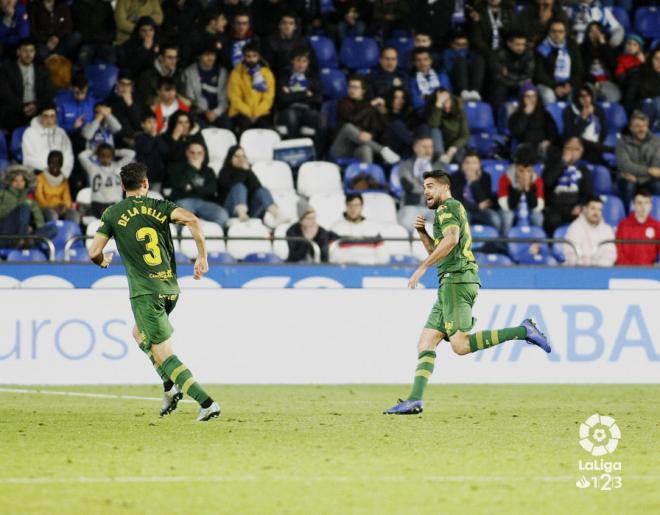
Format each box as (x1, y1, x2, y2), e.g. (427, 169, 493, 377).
(136, 227, 162, 266)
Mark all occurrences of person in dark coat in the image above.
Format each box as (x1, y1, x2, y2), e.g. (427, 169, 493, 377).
(562, 83, 609, 163)
(118, 16, 160, 79)
(285, 201, 336, 263)
(134, 112, 169, 191)
(106, 70, 144, 148)
(72, 0, 117, 67)
(28, 0, 81, 60)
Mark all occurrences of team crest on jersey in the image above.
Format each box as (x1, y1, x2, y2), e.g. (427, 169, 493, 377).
(444, 321, 453, 331)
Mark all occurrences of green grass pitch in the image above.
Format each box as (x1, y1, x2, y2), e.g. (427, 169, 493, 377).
(0, 385, 658, 515)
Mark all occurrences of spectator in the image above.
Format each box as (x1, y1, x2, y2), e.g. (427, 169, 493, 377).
(114, 0, 163, 45)
(562, 83, 609, 164)
(425, 89, 470, 164)
(81, 103, 123, 151)
(628, 48, 660, 130)
(134, 111, 169, 191)
(192, 9, 228, 66)
(0, 38, 54, 133)
(0, 0, 30, 58)
(371, 0, 410, 39)
(28, 0, 81, 61)
(262, 10, 308, 74)
(520, 0, 570, 47)
(22, 104, 74, 178)
(285, 201, 334, 263)
(337, 4, 366, 42)
(79, 143, 135, 217)
(468, 0, 520, 60)
(441, 30, 484, 102)
(251, 0, 291, 38)
(535, 18, 584, 105)
(0, 165, 53, 247)
(451, 150, 503, 234)
(563, 195, 616, 266)
(543, 138, 593, 235)
(330, 74, 400, 165)
(227, 43, 275, 134)
(615, 34, 646, 106)
(55, 74, 95, 146)
(368, 47, 408, 100)
(34, 150, 79, 224)
(167, 140, 228, 227)
(276, 48, 324, 154)
(508, 82, 559, 160)
(489, 31, 535, 111)
(183, 44, 230, 128)
(409, 3, 454, 51)
(411, 30, 442, 68)
(162, 109, 205, 167)
(137, 43, 186, 107)
(580, 22, 620, 103)
(498, 145, 545, 235)
(224, 8, 260, 70)
(160, 0, 204, 67)
(72, 0, 117, 68)
(615, 111, 660, 208)
(381, 86, 417, 159)
(151, 77, 190, 134)
(118, 16, 160, 79)
(217, 145, 284, 226)
(409, 48, 444, 111)
(615, 188, 660, 266)
(397, 135, 446, 229)
(330, 193, 382, 264)
(569, 0, 624, 47)
(106, 70, 144, 148)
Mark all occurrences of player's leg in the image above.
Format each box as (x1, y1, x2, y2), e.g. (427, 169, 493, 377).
(132, 324, 174, 389)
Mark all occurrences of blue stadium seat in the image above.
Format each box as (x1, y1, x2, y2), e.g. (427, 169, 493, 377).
(482, 160, 510, 194)
(85, 64, 119, 101)
(389, 163, 402, 199)
(471, 224, 499, 250)
(517, 253, 557, 265)
(0, 133, 9, 176)
(546, 102, 568, 135)
(343, 162, 386, 191)
(497, 101, 518, 135)
(389, 254, 419, 265)
(634, 6, 660, 39)
(320, 68, 347, 99)
(474, 252, 513, 266)
(174, 251, 190, 263)
(552, 224, 570, 263)
(601, 194, 625, 226)
(384, 36, 414, 70)
(10, 126, 27, 162)
(464, 101, 496, 134)
(587, 164, 613, 194)
(438, 71, 452, 92)
(45, 220, 82, 251)
(600, 102, 627, 133)
(321, 99, 337, 131)
(308, 35, 338, 69)
(55, 248, 89, 262)
(612, 7, 631, 34)
(339, 37, 379, 71)
(506, 225, 549, 263)
(6, 249, 47, 262)
(653, 195, 660, 221)
(208, 251, 236, 264)
(243, 252, 282, 263)
(468, 133, 498, 157)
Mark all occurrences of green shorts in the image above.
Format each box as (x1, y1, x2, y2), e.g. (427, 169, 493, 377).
(425, 282, 479, 337)
(130, 293, 179, 350)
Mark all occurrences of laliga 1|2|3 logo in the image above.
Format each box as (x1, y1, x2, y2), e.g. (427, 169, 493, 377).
(575, 413, 623, 491)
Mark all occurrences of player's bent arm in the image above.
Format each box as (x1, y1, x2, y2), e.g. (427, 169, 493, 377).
(88, 233, 113, 268)
(418, 230, 435, 255)
(420, 225, 459, 268)
(171, 207, 209, 279)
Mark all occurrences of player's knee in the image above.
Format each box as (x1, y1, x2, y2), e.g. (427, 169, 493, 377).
(450, 336, 470, 355)
(131, 326, 143, 345)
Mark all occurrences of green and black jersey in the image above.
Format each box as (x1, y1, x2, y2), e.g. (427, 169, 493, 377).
(432, 198, 481, 285)
(97, 196, 180, 298)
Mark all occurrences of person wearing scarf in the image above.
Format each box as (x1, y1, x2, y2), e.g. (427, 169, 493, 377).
(562, 83, 609, 163)
(409, 47, 443, 111)
(224, 8, 259, 69)
(534, 19, 584, 105)
(227, 42, 275, 135)
(570, 0, 624, 47)
(34, 150, 79, 224)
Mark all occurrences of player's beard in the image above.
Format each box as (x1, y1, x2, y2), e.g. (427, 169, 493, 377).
(427, 197, 440, 210)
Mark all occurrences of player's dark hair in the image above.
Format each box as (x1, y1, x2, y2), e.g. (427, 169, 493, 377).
(120, 162, 148, 191)
(346, 193, 363, 204)
(634, 187, 652, 199)
(584, 194, 604, 207)
(422, 170, 451, 187)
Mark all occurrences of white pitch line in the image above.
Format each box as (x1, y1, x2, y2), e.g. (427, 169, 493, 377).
(0, 387, 194, 403)
(0, 475, 658, 485)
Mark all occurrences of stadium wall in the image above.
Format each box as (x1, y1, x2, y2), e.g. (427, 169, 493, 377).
(1, 285, 658, 385)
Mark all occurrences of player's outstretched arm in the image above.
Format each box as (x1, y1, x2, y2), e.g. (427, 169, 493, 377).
(408, 226, 459, 289)
(171, 207, 208, 280)
(88, 233, 113, 268)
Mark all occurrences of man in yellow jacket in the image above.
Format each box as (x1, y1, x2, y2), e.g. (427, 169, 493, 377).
(228, 43, 275, 134)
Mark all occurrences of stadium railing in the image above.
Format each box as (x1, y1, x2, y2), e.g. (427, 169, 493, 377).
(0, 235, 56, 261)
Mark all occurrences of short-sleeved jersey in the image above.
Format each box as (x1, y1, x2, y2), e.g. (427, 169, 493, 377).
(97, 196, 180, 298)
(432, 197, 480, 285)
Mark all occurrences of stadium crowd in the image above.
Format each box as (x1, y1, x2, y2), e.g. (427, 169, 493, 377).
(0, 0, 658, 266)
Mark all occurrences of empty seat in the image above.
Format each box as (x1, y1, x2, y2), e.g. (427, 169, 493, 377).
(588, 164, 613, 194)
(201, 127, 237, 163)
(85, 64, 118, 101)
(86, 219, 117, 252)
(389, 163, 402, 199)
(552, 224, 570, 263)
(343, 162, 387, 191)
(272, 222, 292, 261)
(600, 102, 628, 133)
(297, 161, 343, 197)
(243, 252, 283, 263)
(378, 223, 412, 260)
(468, 132, 497, 157)
(180, 221, 225, 258)
(339, 37, 379, 71)
(10, 126, 27, 162)
(76, 187, 92, 205)
(252, 160, 296, 194)
(226, 219, 272, 260)
(384, 36, 414, 70)
(471, 224, 499, 250)
(147, 190, 164, 200)
(308, 35, 338, 69)
(240, 129, 281, 164)
(46, 220, 82, 251)
(208, 251, 236, 264)
(601, 194, 625, 226)
(634, 6, 660, 39)
(6, 249, 47, 262)
(55, 248, 88, 262)
(321, 99, 337, 131)
(309, 192, 346, 228)
(464, 101, 496, 134)
(612, 7, 631, 34)
(546, 102, 568, 134)
(497, 101, 518, 135)
(272, 138, 315, 169)
(320, 68, 347, 99)
(506, 225, 549, 263)
(482, 160, 510, 194)
(474, 252, 513, 266)
(361, 192, 398, 224)
(653, 195, 660, 221)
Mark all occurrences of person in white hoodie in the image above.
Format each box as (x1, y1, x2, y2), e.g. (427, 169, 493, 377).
(78, 143, 136, 217)
(330, 193, 384, 264)
(563, 194, 617, 266)
(22, 104, 74, 177)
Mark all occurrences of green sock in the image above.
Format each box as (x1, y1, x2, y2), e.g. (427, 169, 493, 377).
(407, 350, 436, 401)
(140, 345, 171, 384)
(160, 355, 212, 407)
(468, 326, 526, 353)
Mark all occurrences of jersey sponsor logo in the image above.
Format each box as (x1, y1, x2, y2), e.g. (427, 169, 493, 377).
(149, 269, 174, 280)
(118, 206, 168, 227)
